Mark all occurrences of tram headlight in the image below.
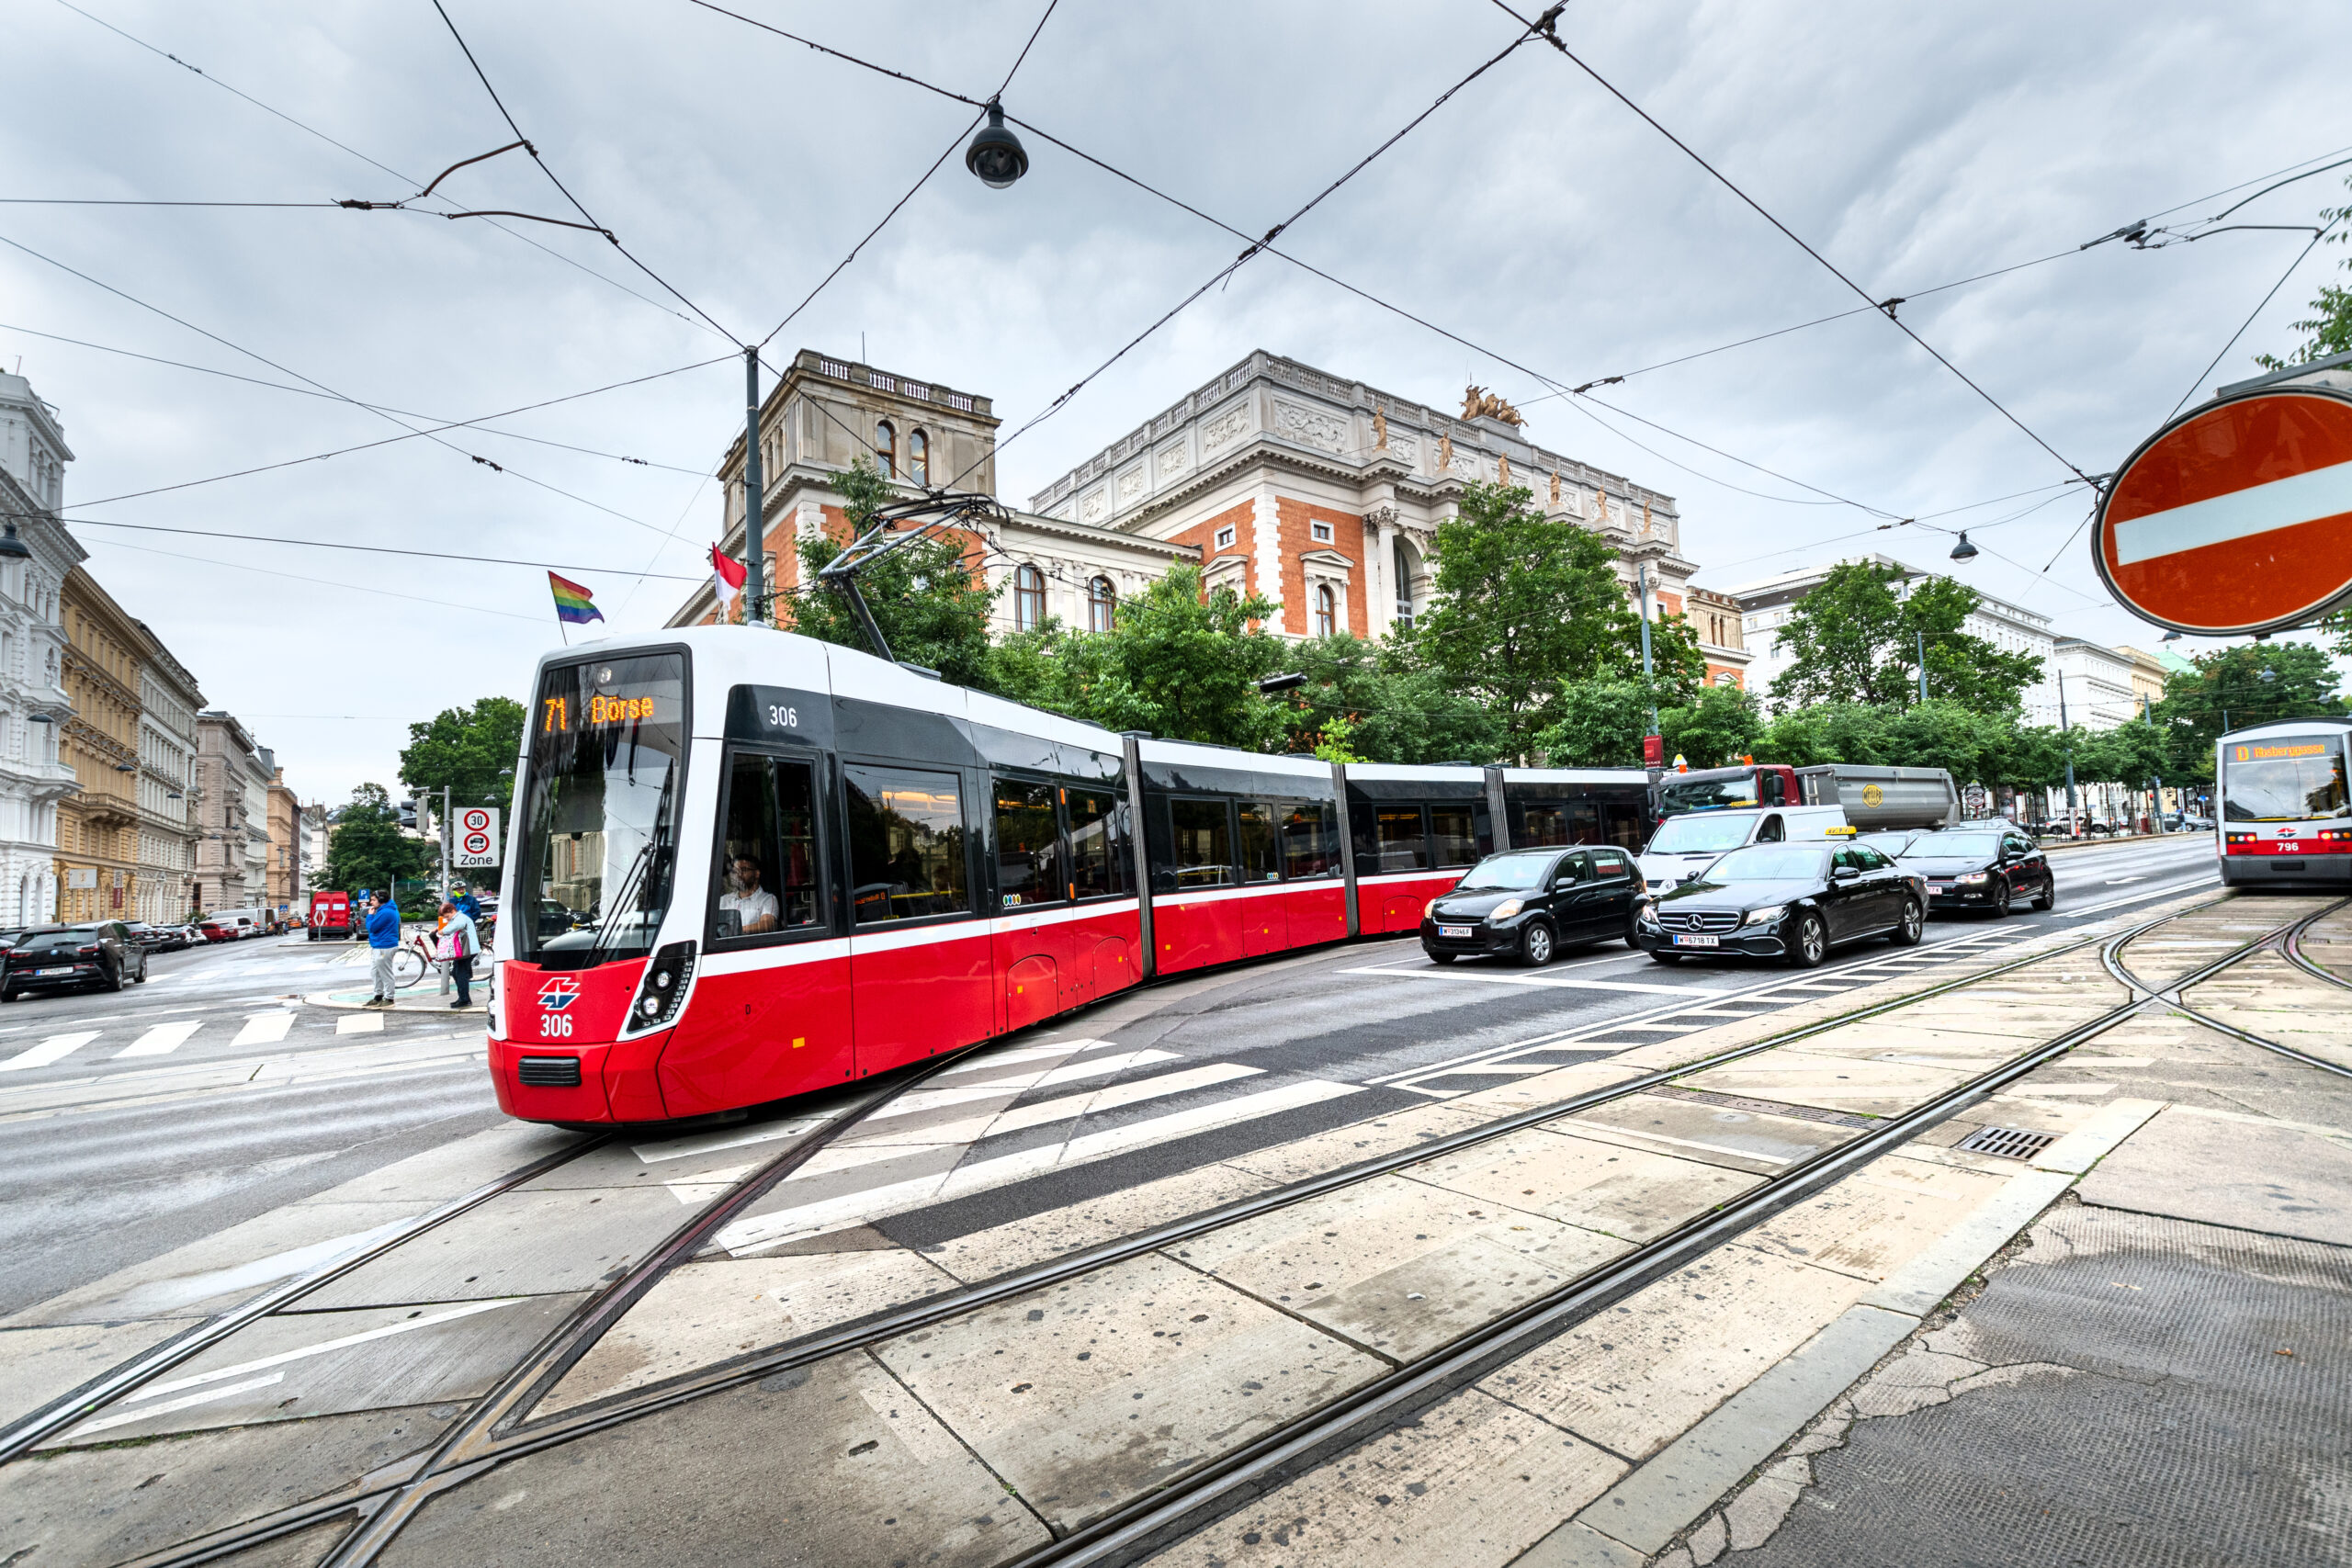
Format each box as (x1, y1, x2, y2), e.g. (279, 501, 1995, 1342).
(628, 941, 697, 1031)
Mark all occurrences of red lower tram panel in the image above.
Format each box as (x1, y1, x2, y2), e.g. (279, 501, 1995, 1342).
(1358, 873, 1463, 934)
(492, 959, 647, 1123)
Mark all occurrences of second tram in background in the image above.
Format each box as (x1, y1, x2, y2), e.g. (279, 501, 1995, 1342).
(491, 626, 1649, 1128)
(2214, 717, 2352, 888)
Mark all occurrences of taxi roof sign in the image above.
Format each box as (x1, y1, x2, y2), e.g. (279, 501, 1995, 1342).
(2094, 383, 2352, 637)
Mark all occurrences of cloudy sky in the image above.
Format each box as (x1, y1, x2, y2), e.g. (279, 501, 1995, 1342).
(6, 0, 2350, 803)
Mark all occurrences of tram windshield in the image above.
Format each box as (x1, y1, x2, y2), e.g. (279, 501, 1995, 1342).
(517, 652, 687, 966)
(2222, 735, 2349, 822)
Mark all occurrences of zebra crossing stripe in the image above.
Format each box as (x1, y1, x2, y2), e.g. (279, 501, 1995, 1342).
(116, 1020, 204, 1059)
(0, 1032, 100, 1071)
(231, 1012, 299, 1048)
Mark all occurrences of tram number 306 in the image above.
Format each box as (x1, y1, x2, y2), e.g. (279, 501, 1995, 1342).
(539, 1014, 575, 1038)
(766, 705, 799, 728)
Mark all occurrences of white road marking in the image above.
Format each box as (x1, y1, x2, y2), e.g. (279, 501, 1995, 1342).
(230, 1011, 299, 1047)
(336, 1012, 383, 1034)
(2105, 876, 2146, 886)
(1337, 964, 1722, 997)
(116, 1020, 205, 1059)
(633, 1114, 835, 1166)
(67, 1374, 286, 1438)
(2064, 874, 2220, 918)
(0, 1032, 100, 1071)
(129, 1297, 524, 1404)
(864, 1049, 1182, 1122)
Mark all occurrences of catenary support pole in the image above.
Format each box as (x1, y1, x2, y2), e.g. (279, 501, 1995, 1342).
(439, 784, 451, 996)
(1636, 561, 1657, 737)
(741, 347, 764, 626)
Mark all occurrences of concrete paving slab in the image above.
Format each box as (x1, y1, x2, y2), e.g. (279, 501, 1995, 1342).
(875, 1252, 1385, 1532)
(1514, 1519, 1649, 1568)
(2077, 1103, 2352, 1246)
(5, 1202, 427, 1328)
(299, 1187, 687, 1309)
(1409, 1129, 1759, 1243)
(2027, 1096, 2168, 1174)
(291, 1123, 579, 1207)
(922, 1159, 1281, 1286)
(1675, 1049, 1977, 1117)
(1736, 1155, 2011, 1283)
(377, 1353, 1050, 1568)
(202, 1515, 352, 1567)
(1568, 1303, 1916, 1555)
(1152, 1387, 1624, 1568)
(1856, 1169, 2073, 1317)
(43, 1294, 583, 1446)
(1218, 1103, 1491, 1185)
(1176, 1172, 1629, 1359)
(517, 1117, 827, 1192)
(1554, 1093, 1859, 1177)
(1478, 1247, 1870, 1461)
(540, 1250, 960, 1416)
(0, 1404, 452, 1567)
(0, 1318, 189, 1427)
(1438, 1062, 1646, 1118)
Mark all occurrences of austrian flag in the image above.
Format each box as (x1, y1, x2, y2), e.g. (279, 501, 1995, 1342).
(710, 545, 747, 613)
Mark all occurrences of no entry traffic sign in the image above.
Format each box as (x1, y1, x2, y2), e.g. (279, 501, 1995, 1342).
(2095, 385, 2352, 636)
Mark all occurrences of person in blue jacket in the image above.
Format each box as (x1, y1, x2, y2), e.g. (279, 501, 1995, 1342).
(364, 892, 403, 1006)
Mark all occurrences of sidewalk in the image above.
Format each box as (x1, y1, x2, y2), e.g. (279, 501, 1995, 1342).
(300, 933, 488, 1013)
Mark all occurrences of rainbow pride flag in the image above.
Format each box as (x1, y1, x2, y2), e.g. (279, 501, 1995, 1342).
(548, 571, 604, 626)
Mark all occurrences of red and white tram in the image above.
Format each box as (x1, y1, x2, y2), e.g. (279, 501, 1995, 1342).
(490, 627, 1646, 1126)
(2215, 717, 2352, 889)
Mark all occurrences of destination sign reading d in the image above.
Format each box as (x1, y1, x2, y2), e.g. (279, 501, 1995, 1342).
(2095, 385, 2352, 637)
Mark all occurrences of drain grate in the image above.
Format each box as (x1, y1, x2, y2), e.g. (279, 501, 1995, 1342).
(1955, 1124, 2057, 1160)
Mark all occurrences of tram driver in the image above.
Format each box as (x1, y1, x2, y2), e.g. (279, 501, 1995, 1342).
(719, 855, 780, 935)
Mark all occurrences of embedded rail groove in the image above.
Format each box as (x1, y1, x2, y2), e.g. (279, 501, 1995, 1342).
(2103, 896, 2352, 1081)
(0, 1133, 611, 1465)
(2281, 903, 2352, 993)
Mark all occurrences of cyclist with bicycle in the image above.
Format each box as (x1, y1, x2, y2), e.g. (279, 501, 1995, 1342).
(437, 898, 481, 1009)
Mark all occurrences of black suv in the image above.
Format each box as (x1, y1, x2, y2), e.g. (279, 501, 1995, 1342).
(1421, 845, 1643, 966)
(2, 922, 148, 999)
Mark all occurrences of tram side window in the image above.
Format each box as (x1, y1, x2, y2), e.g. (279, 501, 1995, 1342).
(1514, 801, 1599, 847)
(1281, 800, 1339, 878)
(1237, 801, 1278, 884)
(1066, 785, 1130, 898)
(1430, 805, 1480, 868)
(846, 764, 970, 923)
(994, 780, 1064, 908)
(712, 751, 821, 940)
(1170, 797, 1233, 887)
(1349, 805, 1429, 873)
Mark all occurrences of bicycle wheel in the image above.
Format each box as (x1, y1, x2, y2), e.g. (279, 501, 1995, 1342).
(390, 947, 428, 989)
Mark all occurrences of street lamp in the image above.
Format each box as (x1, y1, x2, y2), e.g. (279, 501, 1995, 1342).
(966, 99, 1029, 188)
(0, 522, 30, 560)
(1948, 532, 1979, 563)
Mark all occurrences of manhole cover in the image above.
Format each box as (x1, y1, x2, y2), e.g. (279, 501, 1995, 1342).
(1955, 1124, 2056, 1160)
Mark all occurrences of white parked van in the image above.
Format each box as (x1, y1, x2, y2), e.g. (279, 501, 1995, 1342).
(1637, 807, 1849, 892)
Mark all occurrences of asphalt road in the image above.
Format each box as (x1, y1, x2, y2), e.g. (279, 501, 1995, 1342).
(0, 834, 2221, 1319)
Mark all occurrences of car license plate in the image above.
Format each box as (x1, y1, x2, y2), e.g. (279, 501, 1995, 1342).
(34, 965, 74, 976)
(1928, 881, 1951, 891)
(1438, 925, 1474, 939)
(1671, 933, 1719, 948)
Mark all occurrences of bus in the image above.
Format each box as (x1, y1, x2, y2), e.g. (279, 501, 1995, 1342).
(2215, 717, 2352, 888)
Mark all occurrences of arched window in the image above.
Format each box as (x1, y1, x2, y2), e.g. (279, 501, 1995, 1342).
(908, 428, 928, 488)
(1393, 539, 1418, 628)
(1314, 583, 1337, 638)
(1087, 576, 1116, 632)
(1014, 564, 1046, 631)
(876, 421, 897, 479)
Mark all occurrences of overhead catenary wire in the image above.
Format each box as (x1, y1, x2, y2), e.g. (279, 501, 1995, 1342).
(94, 536, 554, 623)
(2163, 220, 2343, 422)
(50, 515, 708, 581)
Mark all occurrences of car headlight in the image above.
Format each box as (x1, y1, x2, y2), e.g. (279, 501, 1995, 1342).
(1743, 904, 1786, 926)
(1956, 872, 1989, 884)
(1488, 898, 1524, 920)
(1424, 899, 1439, 919)
(1638, 906, 1662, 929)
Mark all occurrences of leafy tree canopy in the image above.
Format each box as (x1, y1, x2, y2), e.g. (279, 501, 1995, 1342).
(2149, 643, 2346, 783)
(398, 697, 526, 848)
(316, 783, 430, 897)
(788, 457, 1001, 689)
(1770, 561, 2042, 711)
(1274, 632, 1506, 764)
(2255, 174, 2352, 371)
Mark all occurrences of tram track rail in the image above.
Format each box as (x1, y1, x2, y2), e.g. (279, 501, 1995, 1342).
(2103, 896, 2352, 1081)
(2281, 901, 2352, 993)
(78, 886, 2310, 1568)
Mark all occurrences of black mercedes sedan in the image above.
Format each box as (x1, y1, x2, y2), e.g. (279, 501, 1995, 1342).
(1634, 840, 1926, 967)
(1897, 826, 2053, 916)
(1421, 844, 1643, 966)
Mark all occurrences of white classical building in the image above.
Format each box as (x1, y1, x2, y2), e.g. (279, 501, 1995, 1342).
(2045, 637, 2143, 732)
(135, 639, 202, 923)
(0, 372, 81, 925)
(1729, 554, 2059, 716)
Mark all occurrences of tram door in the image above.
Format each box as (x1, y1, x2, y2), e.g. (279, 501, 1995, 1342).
(993, 778, 1072, 1033)
(843, 761, 994, 1076)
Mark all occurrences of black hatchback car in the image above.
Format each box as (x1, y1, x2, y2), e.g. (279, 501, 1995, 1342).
(1898, 826, 2054, 916)
(1634, 841, 1926, 967)
(1421, 845, 1643, 966)
(1, 921, 148, 999)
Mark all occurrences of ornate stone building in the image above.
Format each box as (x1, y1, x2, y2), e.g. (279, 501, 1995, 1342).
(0, 371, 80, 924)
(672, 348, 1749, 690)
(266, 768, 305, 915)
(194, 712, 269, 911)
(56, 567, 147, 922)
(134, 637, 202, 924)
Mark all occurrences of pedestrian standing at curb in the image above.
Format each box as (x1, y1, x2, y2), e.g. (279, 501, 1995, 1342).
(364, 892, 401, 1007)
(451, 881, 482, 925)
(438, 898, 480, 1009)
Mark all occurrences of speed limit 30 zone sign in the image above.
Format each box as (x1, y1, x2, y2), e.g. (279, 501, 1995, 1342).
(454, 807, 501, 868)
(2096, 385, 2352, 636)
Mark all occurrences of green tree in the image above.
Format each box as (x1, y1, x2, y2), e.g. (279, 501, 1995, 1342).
(315, 783, 430, 897)
(2149, 643, 2346, 783)
(1660, 683, 1763, 770)
(1539, 678, 1659, 767)
(788, 457, 1001, 688)
(1770, 561, 2042, 711)
(398, 697, 526, 859)
(989, 563, 1289, 748)
(1273, 633, 1506, 764)
(1405, 480, 1651, 761)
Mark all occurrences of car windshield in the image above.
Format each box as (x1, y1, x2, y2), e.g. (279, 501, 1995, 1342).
(2223, 736, 2348, 822)
(1703, 847, 1829, 882)
(1902, 834, 2001, 859)
(1653, 774, 1761, 817)
(515, 651, 687, 967)
(19, 930, 96, 953)
(1647, 815, 1755, 854)
(1454, 852, 1560, 891)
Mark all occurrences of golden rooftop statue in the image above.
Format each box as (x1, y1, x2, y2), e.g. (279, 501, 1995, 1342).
(1460, 385, 1524, 426)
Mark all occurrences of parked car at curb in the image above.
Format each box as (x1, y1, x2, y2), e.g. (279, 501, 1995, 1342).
(1897, 827, 2054, 917)
(1, 921, 148, 998)
(1420, 846, 1644, 966)
(1635, 842, 1926, 968)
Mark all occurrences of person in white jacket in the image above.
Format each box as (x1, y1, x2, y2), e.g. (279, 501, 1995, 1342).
(437, 898, 481, 1009)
